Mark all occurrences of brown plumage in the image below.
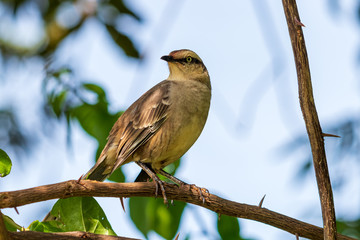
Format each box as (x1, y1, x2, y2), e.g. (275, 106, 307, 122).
(82, 49, 211, 203)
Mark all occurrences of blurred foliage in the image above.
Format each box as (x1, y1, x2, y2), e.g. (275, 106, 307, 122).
(0, 0, 140, 59)
(0, 109, 31, 157)
(337, 218, 360, 239)
(282, 117, 360, 236)
(283, 118, 360, 185)
(42, 67, 126, 181)
(217, 214, 243, 240)
(130, 198, 186, 239)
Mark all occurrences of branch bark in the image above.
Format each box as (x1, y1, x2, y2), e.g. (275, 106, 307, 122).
(282, 1, 337, 240)
(8, 231, 140, 240)
(0, 181, 353, 240)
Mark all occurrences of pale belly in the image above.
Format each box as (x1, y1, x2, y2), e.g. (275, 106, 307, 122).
(134, 88, 210, 168)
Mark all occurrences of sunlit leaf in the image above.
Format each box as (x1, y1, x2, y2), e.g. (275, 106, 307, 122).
(3, 214, 22, 232)
(0, 149, 12, 177)
(36, 197, 116, 235)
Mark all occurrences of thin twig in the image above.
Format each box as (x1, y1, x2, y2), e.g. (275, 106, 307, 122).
(281, 1, 337, 239)
(0, 181, 353, 240)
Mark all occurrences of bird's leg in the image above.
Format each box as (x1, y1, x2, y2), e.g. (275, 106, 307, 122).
(158, 169, 208, 204)
(158, 169, 187, 185)
(136, 162, 168, 205)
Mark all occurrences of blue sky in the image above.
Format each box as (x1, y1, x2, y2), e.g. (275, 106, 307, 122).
(2, 0, 360, 239)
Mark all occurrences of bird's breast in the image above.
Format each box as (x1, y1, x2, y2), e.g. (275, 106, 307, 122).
(138, 79, 211, 169)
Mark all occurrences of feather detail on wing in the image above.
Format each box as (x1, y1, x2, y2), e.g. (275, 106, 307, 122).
(82, 80, 172, 181)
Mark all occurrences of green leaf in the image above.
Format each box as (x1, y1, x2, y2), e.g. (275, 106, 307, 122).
(105, 24, 139, 58)
(108, 0, 141, 21)
(3, 214, 22, 232)
(0, 149, 12, 177)
(29, 220, 63, 232)
(38, 197, 116, 235)
(337, 218, 360, 238)
(130, 197, 186, 239)
(51, 90, 68, 118)
(107, 167, 125, 182)
(71, 103, 116, 147)
(82, 83, 107, 103)
(217, 215, 242, 240)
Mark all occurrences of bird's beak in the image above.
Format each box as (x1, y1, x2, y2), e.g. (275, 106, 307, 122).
(161, 55, 174, 62)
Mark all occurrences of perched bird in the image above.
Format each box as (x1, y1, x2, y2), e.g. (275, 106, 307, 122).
(82, 49, 211, 203)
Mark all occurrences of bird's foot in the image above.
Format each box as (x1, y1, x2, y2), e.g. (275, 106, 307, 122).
(153, 177, 168, 205)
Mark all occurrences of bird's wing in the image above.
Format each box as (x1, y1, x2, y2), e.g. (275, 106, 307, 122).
(82, 80, 172, 181)
(108, 80, 172, 173)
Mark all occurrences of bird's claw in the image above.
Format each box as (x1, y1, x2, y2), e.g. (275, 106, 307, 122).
(153, 178, 168, 205)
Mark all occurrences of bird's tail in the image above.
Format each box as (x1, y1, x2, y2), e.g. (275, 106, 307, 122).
(81, 159, 110, 181)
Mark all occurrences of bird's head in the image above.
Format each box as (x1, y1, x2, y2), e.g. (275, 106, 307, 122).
(161, 49, 210, 87)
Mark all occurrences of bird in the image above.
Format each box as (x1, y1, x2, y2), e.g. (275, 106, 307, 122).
(82, 49, 211, 204)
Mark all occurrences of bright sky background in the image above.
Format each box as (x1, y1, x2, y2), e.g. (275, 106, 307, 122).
(2, 0, 360, 239)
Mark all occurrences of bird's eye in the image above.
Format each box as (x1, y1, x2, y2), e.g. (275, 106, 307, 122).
(186, 56, 192, 63)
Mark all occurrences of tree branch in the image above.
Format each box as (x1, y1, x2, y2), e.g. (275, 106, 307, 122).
(281, 1, 337, 240)
(0, 181, 354, 240)
(8, 231, 140, 240)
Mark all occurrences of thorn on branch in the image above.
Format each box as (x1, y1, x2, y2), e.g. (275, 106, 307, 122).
(218, 213, 221, 221)
(14, 207, 19, 214)
(76, 178, 89, 190)
(77, 175, 83, 184)
(174, 232, 180, 240)
(294, 17, 305, 27)
(119, 197, 126, 212)
(258, 194, 266, 208)
(322, 133, 341, 138)
(295, 233, 299, 240)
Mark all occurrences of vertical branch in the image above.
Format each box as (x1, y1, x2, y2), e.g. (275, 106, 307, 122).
(281, 1, 337, 240)
(0, 211, 11, 240)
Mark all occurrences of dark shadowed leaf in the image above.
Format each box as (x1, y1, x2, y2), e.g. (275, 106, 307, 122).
(105, 24, 139, 58)
(337, 218, 360, 239)
(33, 197, 116, 235)
(108, 167, 126, 182)
(0, 149, 12, 177)
(217, 215, 242, 240)
(70, 103, 117, 147)
(50, 90, 68, 118)
(129, 197, 186, 239)
(82, 83, 107, 103)
(108, 0, 141, 21)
